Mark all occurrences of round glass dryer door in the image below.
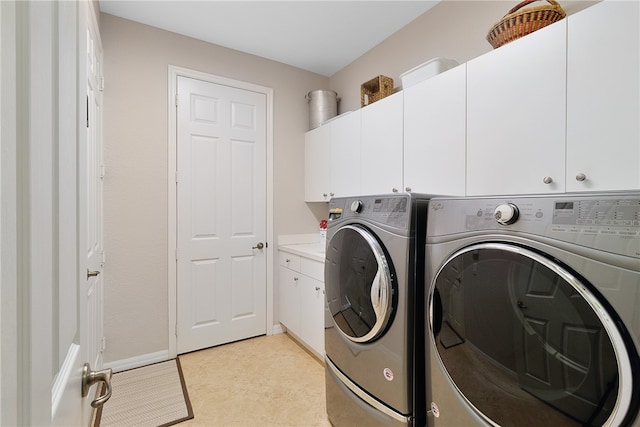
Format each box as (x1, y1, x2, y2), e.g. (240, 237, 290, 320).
(325, 224, 396, 343)
(429, 243, 637, 426)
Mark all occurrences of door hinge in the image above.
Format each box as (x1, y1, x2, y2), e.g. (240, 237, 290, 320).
(99, 76, 105, 92)
(175, 94, 179, 107)
(101, 336, 107, 352)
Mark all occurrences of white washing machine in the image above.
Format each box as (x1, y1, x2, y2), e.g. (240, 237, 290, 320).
(324, 194, 431, 426)
(424, 192, 640, 426)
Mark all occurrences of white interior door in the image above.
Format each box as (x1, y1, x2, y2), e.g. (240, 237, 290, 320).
(86, 0, 105, 371)
(176, 76, 267, 354)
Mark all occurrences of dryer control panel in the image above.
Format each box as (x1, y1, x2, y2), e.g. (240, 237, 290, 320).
(427, 192, 640, 259)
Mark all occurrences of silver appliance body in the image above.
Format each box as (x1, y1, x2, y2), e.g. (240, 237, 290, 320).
(425, 192, 640, 427)
(325, 194, 430, 427)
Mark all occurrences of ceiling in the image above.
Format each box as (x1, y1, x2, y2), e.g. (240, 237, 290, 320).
(98, 1, 440, 76)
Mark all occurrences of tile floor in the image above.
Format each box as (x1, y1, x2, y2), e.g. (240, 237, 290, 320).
(178, 333, 332, 426)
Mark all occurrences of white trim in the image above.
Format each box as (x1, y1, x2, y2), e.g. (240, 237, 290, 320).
(51, 344, 80, 417)
(271, 323, 285, 335)
(167, 65, 275, 358)
(103, 350, 170, 373)
(1, 1, 19, 425)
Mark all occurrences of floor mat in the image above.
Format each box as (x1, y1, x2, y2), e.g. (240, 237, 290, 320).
(95, 359, 194, 427)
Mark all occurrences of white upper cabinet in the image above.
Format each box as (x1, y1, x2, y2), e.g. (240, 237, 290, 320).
(403, 64, 466, 196)
(330, 110, 362, 198)
(566, 1, 640, 192)
(304, 125, 331, 202)
(304, 110, 361, 202)
(360, 92, 404, 195)
(466, 21, 567, 196)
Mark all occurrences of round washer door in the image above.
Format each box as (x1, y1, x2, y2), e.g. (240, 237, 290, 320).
(325, 224, 396, 343)
(429, 243, 638, 426)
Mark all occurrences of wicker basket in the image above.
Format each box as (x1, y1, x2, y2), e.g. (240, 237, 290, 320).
(487, 0, 566, 49)
(360, 75, 393, 107)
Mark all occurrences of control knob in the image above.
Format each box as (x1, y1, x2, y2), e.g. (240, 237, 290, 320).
(350, 200, 363, 213)
(494, 203, 519, 225)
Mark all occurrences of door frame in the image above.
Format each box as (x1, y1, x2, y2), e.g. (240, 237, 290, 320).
(167, 65, 275, 358)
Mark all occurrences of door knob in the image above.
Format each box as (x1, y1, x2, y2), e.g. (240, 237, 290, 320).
(252, 242, 264, 250)
(82, 363, 112, 408)
(87, 269, 100, 279)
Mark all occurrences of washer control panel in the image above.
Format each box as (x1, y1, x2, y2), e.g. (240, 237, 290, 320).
(494, 203, 519, 225)
(427, 192, 640, 258)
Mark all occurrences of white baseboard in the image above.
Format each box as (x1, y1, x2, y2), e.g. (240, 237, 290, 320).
(103, 350, 170, 373)
(270, 323, 285, 335)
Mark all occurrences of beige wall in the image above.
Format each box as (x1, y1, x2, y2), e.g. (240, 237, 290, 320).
(101, 13, 328, 363)
(101, 0, 597, 364)
(330, 0, 597, 112)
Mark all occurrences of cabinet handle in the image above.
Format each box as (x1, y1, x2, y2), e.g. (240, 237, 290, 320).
(543, 176, 553, 184)
(323, 193, 328, 198)
(315, 286, 321, 291)
(329, 192, 334, 197)
(294, 277, 299, 281)
(392, 188, 398, 193)
(576, 173, 587, 182)
(405, 187, 411, 192)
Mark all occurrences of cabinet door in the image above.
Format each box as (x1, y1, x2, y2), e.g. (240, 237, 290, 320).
(300, 276, 325, 357)
(566, 1, 640, 192)
(278, 266, 300, 336)
(404, 65, 466, 195)
(329, 110, 361, 198)
(467, 21, 567, 196)
(361, 92, 404, 195)
(304, 126, 330, 202)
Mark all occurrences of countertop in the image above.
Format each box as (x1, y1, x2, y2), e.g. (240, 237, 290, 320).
(278, 242, 326, 263)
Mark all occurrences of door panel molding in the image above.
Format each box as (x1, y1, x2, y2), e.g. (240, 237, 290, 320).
(167, 65, 274, 358)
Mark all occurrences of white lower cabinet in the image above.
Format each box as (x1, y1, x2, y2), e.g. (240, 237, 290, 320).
(278, 250, 325, 358)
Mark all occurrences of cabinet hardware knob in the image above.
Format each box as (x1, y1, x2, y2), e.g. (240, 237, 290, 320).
(405, 187, 411, 192)
(285, 258, 290, 263)
(543, 176, 553, 184)
(315, 286, 321, 291)
(294, 277, 299, 281)
(323, 193, 328, 197)
(329, 192, 334, 197)
(576, 173, 587, 182)
(392, 188, 398, 193)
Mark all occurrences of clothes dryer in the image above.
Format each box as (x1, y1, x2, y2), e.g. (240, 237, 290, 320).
(425, 192, 640, 426)
(325, 193, 430, 426)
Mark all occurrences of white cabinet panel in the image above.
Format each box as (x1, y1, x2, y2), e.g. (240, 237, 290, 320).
(330, 111, 362, 198)
(361, 92, 404, 195)
(404, 64, 466, 196)
(304, 111, 361, 201)
(466, 21, 567, 196)
(566, 1, 640, 192)
(304, 126, 331, 202)
(300, 276, 325, 357)
(278, 265, 300, 337)
(278, 250, 325, 358)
